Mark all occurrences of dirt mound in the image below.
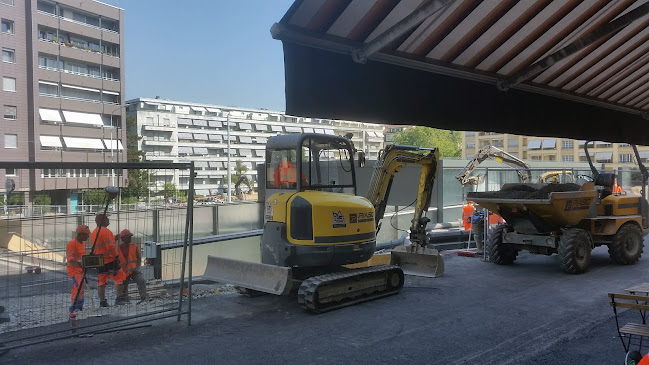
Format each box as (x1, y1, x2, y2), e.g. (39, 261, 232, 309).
(468, 183, 581, 200)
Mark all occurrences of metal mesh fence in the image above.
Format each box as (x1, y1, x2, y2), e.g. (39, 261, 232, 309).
(0, 162, 194, 347)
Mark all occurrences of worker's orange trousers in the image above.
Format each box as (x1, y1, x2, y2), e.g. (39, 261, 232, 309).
(69, 271, 85, 306)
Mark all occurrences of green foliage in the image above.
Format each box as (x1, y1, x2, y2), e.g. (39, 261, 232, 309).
(392, 127, 461, 158)
(33, 194, 51, 205)
(0, 195, 3, 205)
(7, 194, 24, 205)
(162, 183, 185, 198)
(121, 196, 139, 204)
(232, 160, 249, 184)
(84, 189, 106, 205)
(122, 115, 150, 199)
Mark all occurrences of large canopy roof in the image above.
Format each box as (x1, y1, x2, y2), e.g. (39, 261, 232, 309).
(273, 0, 649, 144)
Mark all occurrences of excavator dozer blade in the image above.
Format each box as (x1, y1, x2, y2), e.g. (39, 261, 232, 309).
(390, 246, 445, 278)
(203, 256, 294, 296)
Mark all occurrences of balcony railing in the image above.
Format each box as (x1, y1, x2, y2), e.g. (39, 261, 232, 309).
(37, 10, 119, 34)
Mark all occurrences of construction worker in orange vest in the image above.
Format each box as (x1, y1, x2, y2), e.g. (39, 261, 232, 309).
(274, 155, 308, 188)
(91, 213, 127, 307)
(66, 225, 90, 313)
(117, 229, 148, 303)
(613, 178, 623, 194)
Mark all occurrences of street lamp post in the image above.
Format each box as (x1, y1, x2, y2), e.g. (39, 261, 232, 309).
(226, 113, 231, 204)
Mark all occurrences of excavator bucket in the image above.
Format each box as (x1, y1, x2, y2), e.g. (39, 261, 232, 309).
(202, 256, 294, 296)
(390, 245, 445, 278)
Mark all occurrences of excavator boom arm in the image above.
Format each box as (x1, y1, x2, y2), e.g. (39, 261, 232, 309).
(365, 145, 438, 247)
(456, 145, 531, 186)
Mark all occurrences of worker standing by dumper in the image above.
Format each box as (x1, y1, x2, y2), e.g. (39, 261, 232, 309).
(92, 213, 127, 307)
(471, 211, 485, 255)
(66, 225, 90, 313)
(117, 229, 148, 303)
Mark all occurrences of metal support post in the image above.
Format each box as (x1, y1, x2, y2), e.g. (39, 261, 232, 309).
(227, 114, 231, 203)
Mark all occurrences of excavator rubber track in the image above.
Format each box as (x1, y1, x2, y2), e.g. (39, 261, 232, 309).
(297, 264, 404, 313)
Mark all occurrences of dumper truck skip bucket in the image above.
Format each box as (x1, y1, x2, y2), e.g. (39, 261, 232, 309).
(390, 245, 445, 278)
(468, 183, 597, 228)
(202, 256, 294, 296)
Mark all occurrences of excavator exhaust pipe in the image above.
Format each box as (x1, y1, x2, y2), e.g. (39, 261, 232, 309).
(202, 256, 294, 296)
(390, 245, 445, 278)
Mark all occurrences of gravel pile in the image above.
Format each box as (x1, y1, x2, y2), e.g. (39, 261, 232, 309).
(469, 183, 581, 200)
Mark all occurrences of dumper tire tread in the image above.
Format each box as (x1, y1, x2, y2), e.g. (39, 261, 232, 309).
(487, 224, 518, 265)
(608, 223, 643, 265)
(558, 228, 591, 274)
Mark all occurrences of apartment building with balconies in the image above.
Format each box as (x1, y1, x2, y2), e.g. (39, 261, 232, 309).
(0, 0, 125, 203)
(127, 98, 386, 195)
(462, 132, 649, 170)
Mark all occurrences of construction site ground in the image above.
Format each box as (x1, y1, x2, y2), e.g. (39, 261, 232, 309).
(5, 239, 648, 364)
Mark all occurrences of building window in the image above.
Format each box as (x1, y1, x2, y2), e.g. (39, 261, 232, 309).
(4, 105, 16, 119)
(0, 0, 14, 6)
(530, 155, 542, 161)
(37, 1, 56, 15)
(39, 81, 58, 96)
(561, 140, 574, 149)
(4, 133, 17, 148)
(562, 155, 574, 162)
(466, 142, 475, 149)
(546, 155, 556, 161)
(5, 168, 15, 176)
(508, 139, 519, 147)
(38, 54, 61, 70)
(3, 77, 16, 92)
(2, 48, 14, 63)
(619, 154, 633, 163)
(465, 132, 475, 137)
(1, 19, 14, 34)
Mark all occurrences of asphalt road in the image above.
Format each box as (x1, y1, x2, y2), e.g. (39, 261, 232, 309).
(5, 241, 649, 365)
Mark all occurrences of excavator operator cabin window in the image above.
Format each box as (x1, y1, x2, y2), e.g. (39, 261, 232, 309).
(302, 137, 354, 194)
(267, 149, 300, 190)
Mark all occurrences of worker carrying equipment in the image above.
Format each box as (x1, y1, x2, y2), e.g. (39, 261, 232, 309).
(92, 213, 126, 307)
(66, 225, 90, 313)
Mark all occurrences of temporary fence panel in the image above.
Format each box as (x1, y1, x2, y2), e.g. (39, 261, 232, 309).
(0, 162, 195, 350)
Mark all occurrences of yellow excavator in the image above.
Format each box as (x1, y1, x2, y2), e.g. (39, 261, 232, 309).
(203, 133, 442, 313)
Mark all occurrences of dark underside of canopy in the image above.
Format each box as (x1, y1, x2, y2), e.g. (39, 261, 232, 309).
(283, 42, 649, 145)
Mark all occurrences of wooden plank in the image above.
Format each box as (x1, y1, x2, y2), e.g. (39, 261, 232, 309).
(609, 292, 649, 301)
(620, 323, 649, 337)
(609, 301, 649, 311)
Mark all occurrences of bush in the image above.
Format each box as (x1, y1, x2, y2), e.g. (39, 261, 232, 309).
(121, 196, 139, 204)
(7, 194, 24, 205)
(34, 194, 51, 205)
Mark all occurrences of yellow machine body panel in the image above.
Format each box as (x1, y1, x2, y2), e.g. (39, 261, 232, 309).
(597, 194, 642, 216)
(265, 191, 376, 246)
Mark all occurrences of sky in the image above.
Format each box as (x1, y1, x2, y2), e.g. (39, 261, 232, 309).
(101, 0, 294, 111)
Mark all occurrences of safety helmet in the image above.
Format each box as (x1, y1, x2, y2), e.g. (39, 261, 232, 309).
(75, 225, 91, 235)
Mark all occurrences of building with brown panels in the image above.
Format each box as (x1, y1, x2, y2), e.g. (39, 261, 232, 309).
(0, 0, 125, 204)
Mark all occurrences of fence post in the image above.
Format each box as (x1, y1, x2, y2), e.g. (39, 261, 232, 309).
(435, 159, 444, 224)
(152, 208, 160, 243)
(212, 205, 218, 235)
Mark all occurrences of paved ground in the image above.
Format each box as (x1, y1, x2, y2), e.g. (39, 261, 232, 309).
(4, 241, 649, 364)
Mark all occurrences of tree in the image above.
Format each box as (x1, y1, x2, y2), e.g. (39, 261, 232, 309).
(392, 127, 461, 157)
(122, 115, 149, 200)
(84, 189, 106, 205)
(232, 160, 249, 184)
(33, 194, 52, 205)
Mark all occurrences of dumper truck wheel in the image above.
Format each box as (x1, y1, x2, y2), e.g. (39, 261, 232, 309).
(558, 228, 591, 274)
(608, 223, 643, 265)
(487, 224, 518, 265)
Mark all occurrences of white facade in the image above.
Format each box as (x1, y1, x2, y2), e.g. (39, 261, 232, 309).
(126, 98, 385, 194)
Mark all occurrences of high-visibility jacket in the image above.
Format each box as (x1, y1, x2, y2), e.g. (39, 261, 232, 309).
(66, 238, 86, 275)
(462, 203, 474, 230)
(118, 244, 139, 276)
(274, 161, 308, 187)
(91, 227, 118, 264)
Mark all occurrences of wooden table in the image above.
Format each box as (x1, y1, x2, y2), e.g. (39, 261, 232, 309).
(625, 283, 649, 324)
